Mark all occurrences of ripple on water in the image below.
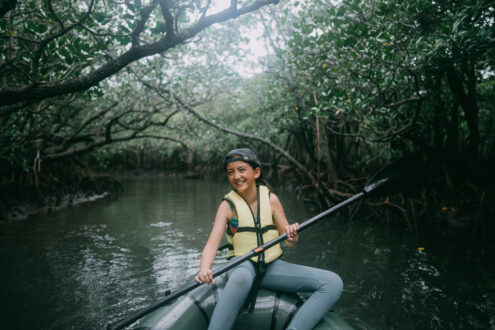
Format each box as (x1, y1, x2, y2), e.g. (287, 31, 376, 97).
(2, 177, 494, 330)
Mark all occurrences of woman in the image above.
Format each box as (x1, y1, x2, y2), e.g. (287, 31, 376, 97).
(195, 148, 343, 330)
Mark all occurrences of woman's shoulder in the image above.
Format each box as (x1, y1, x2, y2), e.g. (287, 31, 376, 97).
(269, 191, 282, 205)
(218, 199, 236, 220)
(220, 197, 235, 209)
(219, 199, 232, 210)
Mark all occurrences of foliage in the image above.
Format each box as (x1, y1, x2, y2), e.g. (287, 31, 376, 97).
(1, 0, 494, 228)
(0, 0, 282, 218)
(257, 0, 494, 165)
(0, 0, 279, 169)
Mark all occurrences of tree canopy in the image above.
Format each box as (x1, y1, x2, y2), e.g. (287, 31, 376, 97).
(1, 0, 494, 231)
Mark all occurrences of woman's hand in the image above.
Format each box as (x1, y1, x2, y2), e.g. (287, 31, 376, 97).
(194, 267, 214, 284)
(285, 222, 299, 243)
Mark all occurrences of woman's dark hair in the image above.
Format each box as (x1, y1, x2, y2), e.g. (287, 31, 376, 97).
(223, 148, 262, 169)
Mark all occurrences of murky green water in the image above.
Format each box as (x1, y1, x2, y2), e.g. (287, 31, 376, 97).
(1, 176, 494, 329)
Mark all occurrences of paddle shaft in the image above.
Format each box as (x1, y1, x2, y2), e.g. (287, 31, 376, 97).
(106, 191, 365, 330)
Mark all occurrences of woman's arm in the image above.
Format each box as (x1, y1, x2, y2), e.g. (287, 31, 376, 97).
(194, 200, 230, 284)
(270, 193, 299, 245)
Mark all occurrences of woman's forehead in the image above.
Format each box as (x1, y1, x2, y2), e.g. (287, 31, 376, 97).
(226, 161, 250, 170)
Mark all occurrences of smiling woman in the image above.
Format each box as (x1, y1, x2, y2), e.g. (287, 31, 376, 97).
(194, 148, 343, 330)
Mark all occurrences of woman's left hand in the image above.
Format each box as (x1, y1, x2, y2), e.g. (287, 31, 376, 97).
(285, 223, 299, 242)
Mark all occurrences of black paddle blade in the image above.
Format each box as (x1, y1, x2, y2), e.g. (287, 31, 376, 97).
(364, 155, 423, 198)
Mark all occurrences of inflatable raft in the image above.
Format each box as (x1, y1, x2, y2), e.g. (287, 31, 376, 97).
(133, 274, 353, 330)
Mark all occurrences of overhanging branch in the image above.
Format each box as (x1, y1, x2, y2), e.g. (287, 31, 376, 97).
(0, 0, 280, 112)
(168, 92, 331, 206)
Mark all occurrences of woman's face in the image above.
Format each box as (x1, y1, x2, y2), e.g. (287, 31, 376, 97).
(226, 161, 260, 193)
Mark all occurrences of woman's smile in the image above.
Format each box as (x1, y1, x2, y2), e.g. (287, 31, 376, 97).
(233, 179, 247, 187)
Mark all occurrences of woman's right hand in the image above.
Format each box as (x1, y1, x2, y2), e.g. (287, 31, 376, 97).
(194, 267, 214, 284)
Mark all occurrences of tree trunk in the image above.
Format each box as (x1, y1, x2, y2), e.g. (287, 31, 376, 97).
(446, 102, 459, 156)
(433, 76, 444, 151)
(446, 62, 479, 160)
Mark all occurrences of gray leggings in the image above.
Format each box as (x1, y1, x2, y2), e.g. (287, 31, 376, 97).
(208, 259, 343, 330)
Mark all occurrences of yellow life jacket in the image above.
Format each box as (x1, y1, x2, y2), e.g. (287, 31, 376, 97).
(224, 185, 283, 263)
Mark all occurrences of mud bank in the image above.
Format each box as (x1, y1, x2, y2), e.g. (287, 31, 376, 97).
(0, 167, 123, 222)
(2, 192, 112, 221)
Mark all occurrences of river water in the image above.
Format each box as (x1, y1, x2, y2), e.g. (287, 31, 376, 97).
(1, 176, 494, 329)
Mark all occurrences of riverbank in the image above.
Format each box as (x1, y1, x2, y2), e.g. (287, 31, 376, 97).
(2, 160, 494, 242)
(2, 191, 113, 221)
(0, 164, 123, 222)
(0, 165, 224, 222)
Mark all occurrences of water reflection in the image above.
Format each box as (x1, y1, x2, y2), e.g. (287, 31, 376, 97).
(0, 176, 494, 330)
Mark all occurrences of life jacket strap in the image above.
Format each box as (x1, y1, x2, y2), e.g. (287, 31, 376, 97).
(218, 243, 233, 251)
(236, 224, 278, 234)
(244, 261, 267, 313)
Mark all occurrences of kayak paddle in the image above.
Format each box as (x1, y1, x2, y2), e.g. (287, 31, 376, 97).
(106, 156, 418, 330)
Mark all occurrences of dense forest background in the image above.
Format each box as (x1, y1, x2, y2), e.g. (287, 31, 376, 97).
(1, 0, 494, 237)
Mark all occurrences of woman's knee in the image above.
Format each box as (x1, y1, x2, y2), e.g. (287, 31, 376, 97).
(319, 271, 343, 295)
